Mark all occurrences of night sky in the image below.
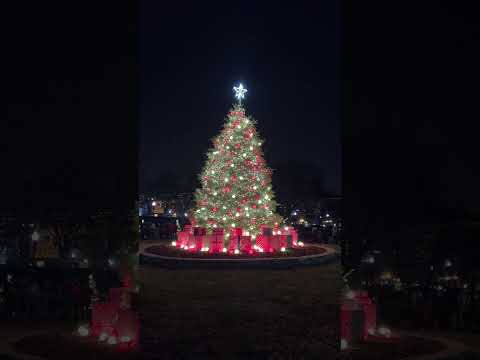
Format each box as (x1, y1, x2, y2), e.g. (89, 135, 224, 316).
(140, 2, 340, 197)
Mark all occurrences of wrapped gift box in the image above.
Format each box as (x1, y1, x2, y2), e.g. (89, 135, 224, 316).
(177, 231, 189, 247)
(193, 227, 206, 236)
(109, 288, 131, 310)
(208, 235, 224, 253)
(91, 302, 117, 337)
(183, 224, 193, 234)
(187, 235, 203, 251)
(341, 301, 364, 344)
(228, 234, 242, 252)
(114, 309, 140, 351)
(239, 236, 252, 252)
(269, 235, 287, 250)
(234, 228, 243, 236)
(355, 292, 377, 339)
(255, 235, 271, 252)
(290, 229, 298, 244)
(286, 235, 293, 248)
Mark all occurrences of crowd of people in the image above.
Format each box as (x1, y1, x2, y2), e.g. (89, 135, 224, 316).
(0, 268, 121, 322)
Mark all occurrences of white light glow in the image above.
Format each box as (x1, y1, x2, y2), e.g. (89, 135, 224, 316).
(281, 247, 286, 252)
(120, 336, 131, 343)
(378, 327, 391, 338)
(78, 325, 90, 337)
(98, 331, 109, 342)
(233, 83, 248, 103)
(171, 241, 177, 246)
(234, 249, 240, 254)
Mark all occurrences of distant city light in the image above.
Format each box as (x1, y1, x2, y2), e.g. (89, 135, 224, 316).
(31, 231, 40, 242)
(152, 201, 156, 206)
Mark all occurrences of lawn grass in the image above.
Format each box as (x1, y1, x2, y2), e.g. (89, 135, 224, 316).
(137, 261, 342, 359)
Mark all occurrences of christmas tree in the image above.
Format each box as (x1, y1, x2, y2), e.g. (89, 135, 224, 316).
(192, 84, 282, 238)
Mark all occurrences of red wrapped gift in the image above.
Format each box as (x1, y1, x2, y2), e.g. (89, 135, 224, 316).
(193, 227, 206, 236)
(186, 234, 202, 251)
(109, 288, 131, 310)
(290, 229, 298, 244)
(183, 224, 193, 234)
(227, 235, 240, 252)
(239, 236, 252, 252)
(255, 235, 271, 252)
(200, 235, 210, 248)
(177, 231, 189, 247)
(208, 234, 224, 253)
(91, 302, 117, 337)
(234, 227, 243, 236)
(114, 309, 140, 351)
(270, 235, 287, 250)
(355, 293, 377, 339)
(340, 300, 366, 343)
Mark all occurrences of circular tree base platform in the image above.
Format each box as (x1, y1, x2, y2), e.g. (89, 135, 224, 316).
(139, 243, 338, 269)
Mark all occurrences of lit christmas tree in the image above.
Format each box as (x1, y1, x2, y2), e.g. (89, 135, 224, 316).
(192, 84, 282, 239)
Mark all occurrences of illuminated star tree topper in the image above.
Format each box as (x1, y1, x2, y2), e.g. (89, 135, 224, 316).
(233, 83, 248, 105)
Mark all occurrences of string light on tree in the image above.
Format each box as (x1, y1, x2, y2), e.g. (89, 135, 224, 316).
(192, 83, 282, 239)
